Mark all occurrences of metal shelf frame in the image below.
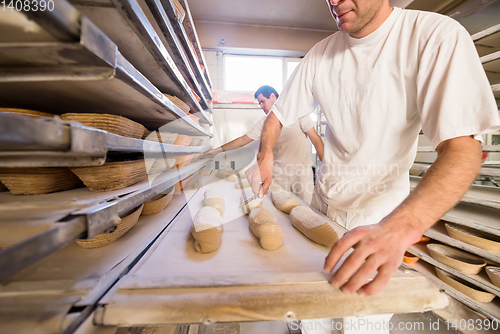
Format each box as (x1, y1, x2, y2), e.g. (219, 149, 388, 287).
(407, 261, 500, 322)
(0, 158, 210, 281)
(144, 0, 212, 105)
(412, 162, 500, 178)
(410, 176, 500, 210)
(0, 114, 210, 167)
(156, 0, 212, 98)
(407, 243, 500, 298)
(0, 16, 211, 135)
(68, 0, 211, 121)
(417, 145, 500, 152)
(424, 221, 500, 264)
(177, 0, 213, 89)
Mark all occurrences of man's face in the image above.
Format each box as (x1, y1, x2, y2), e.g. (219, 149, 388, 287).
(257, 93, 277, 114)
(326, 0, 386, 36)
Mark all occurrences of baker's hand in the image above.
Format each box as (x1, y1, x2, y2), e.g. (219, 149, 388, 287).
(246, 152, 273, 197)
(323, 214, 422, 296)
(204, 148, 221, 159)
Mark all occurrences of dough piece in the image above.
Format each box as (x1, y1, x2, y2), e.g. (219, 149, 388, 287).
(240, 194, 263, 215)
(235, 179, 250, 189)
(248, 207, 283, 250)
(289, 206, 339, 247)
(191, 206, 224, 253)
(204, 189, 225, 216)
(271, 190, 301, 214)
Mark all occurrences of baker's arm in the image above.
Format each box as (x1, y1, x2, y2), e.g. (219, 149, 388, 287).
(305, 127, 324, 161)
(323, 135, 482, 296)
(245, 112, 283, 196)
(204, 135, 254, 159)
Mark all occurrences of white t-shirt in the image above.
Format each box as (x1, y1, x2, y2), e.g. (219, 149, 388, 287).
(271, 7, 500, 212)
(246, 115, 314, 172)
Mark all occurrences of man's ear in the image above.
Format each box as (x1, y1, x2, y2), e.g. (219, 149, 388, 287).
(270, 93, 277, 100)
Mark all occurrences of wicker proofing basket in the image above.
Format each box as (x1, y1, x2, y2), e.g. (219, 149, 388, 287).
(445, 223, 500, 253)
(164, 94, 190, 114)
(486, 266, 500, 288)
(0, 108, 54, 118)
(142, 187, 175, 216)
(70, 160, 147, 192)
(172, 0, 186, 22)
(76, 204, 144, 249)
(61, 113, 145, 139)
(0, 167, 82, 195)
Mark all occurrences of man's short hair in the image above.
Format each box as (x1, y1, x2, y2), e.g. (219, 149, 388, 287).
(254, 85, 279, 99)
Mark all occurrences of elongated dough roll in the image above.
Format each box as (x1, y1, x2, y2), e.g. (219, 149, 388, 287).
(191, 206, 224, 253)
(271, 190, 301, 214)
(289, 206, 339, 247)
(235, 179, 250, 189)
(204, 189, 225, 216)
(248, 207, 283, 250)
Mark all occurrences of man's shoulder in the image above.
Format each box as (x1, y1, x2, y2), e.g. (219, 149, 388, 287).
(399, 8, 466, 36)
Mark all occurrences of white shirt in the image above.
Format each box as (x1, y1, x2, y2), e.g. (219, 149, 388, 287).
(246, 116, 314, 173)
(271, 8, 500, 212)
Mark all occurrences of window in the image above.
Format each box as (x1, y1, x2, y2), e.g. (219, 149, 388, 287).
(223, 55, 302, 93)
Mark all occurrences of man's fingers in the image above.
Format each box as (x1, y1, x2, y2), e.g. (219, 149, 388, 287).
(324, 229, 367, 274)
(339, 254, 381, 294)
(330, 245, 375, 290)
(357, 265, 395, 296)
(261, 176, 272, 196)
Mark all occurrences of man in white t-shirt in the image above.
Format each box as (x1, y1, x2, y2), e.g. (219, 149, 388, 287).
(247, 0, 500, 298)
(205, 85, 324, 203)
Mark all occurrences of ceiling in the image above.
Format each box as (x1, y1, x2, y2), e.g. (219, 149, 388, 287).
(188, 0, 414, 32)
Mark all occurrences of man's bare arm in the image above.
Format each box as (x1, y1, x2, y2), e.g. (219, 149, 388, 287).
(246, 112, 283, 196)
(305, 127, 324, 161)
(324, 135, 482, 296)
(205, 135, 254, 158)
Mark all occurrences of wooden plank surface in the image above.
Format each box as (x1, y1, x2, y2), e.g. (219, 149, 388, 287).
(97, 180, 448, 325)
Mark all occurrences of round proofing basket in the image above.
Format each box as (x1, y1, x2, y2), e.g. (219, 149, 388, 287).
(142, 187, 175, 216)
(61, 113, 145, 139)
(0, 167, 82, 195)
(0, 108, 54, 118)
(427, 243, 486, 274)
(445, 223, 500, 253)
(70, 160, 147, 192)
(164, 94, 190, 114)
(76, 204, 144, 249)
(435, 267, 495, 303)
(486, 266, 500, 289)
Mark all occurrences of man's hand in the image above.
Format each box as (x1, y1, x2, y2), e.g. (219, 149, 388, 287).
(323, 213, 422, 296)
(246, 152, 274, 197)
(204, 148, 221, 159)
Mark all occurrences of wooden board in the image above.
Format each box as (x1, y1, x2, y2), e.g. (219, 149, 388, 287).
(97, 181, 448, 325)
